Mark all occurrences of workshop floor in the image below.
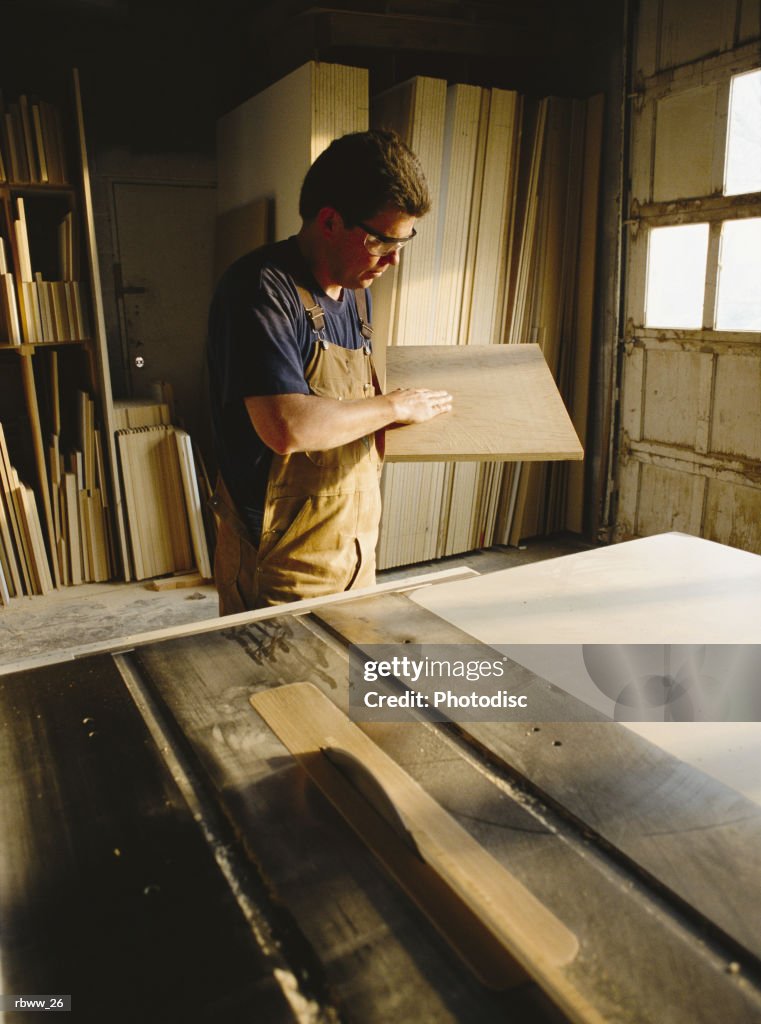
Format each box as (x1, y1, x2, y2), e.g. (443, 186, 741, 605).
(0, 536, 589, 668)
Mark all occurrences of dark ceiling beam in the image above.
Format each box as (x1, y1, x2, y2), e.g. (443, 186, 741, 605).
(297, 8, 544, 56)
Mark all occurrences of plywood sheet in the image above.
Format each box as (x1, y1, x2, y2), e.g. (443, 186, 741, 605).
(409, 532, 761, 806)
(409, 532, 761, 645)
(383, 343, 583, 462)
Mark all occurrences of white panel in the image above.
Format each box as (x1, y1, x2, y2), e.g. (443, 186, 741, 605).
(659, 0, 736, 69)
(635, 0, 661, 79)
(621, 346, 645, 441)
(636, 463, 699, 535)
(630, 99, 656, 204)
(653, 85, 718, 200)
(615, 458, 641, 539)
(710, 353, 761, 459)
(642, 350, 704, 446)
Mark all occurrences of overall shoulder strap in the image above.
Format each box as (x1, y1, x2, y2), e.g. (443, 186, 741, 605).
(354, 288, 373, 341)
(293, 282, 326, 334)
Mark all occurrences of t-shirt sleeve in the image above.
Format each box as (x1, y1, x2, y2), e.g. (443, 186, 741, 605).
(210, 262, 310, 409)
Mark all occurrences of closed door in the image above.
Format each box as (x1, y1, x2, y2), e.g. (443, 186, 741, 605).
(113, 181, 216, 460)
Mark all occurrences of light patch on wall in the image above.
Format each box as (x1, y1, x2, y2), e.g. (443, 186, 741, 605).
(644, 222, 709, 329)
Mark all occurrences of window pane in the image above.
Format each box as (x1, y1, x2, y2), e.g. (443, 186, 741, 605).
(724, 69, 761, 196)
(715, 218, 761, 331)
(645, 223, 709, 329)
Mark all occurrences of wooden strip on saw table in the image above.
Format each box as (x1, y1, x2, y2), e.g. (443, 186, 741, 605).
(313, 591, 761, 963)
(0, 655, 292, 1023)
(383, 343, 583, 462)
(250, 684, 582, 992)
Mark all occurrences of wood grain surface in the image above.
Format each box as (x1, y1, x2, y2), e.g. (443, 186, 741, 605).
(383, 343, 583, 462)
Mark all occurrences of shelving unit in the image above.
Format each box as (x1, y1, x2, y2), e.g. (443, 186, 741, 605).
(0, 72, 127, 599)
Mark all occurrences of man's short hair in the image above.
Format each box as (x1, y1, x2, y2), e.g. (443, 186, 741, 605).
(299, 129, 431, 225)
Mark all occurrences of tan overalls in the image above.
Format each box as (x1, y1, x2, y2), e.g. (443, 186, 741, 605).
(211, 288, 382, 614)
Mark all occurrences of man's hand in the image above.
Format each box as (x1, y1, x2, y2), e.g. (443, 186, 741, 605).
(387, 388, 453, 424)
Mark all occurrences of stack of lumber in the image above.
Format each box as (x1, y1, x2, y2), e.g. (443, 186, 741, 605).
(50, 389, 112, 586)
(10, 199, 87, 345)
(0, 237, 22, 346)
(0, 380, 115, 600)
(372, 79, 523, 567)
(117, 425, 211, 582)
(371, 80, 602, 565)
(0, 422, 53, 601)
(0, 94, 68, 186)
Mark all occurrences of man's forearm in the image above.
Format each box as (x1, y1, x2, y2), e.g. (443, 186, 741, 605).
(245, 389, 451, 455)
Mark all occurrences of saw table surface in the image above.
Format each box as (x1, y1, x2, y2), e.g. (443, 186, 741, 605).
(1, 542, 760, 1023)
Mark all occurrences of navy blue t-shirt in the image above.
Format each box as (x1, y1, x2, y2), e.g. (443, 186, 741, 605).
(207, 237, 371, 514)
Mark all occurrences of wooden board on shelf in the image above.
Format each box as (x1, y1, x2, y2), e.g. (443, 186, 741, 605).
(383, 343, 583, 462)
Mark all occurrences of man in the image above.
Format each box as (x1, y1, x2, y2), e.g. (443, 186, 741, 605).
(207, 129, 452, 614)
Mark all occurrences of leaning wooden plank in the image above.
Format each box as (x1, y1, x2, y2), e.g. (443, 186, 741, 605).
(160, 428, 193, 573)
(0, 465, 23, 598)
(18, 484, 53, 594)
(174, 430, 212, 579)
(62, 472, 83, 586)
(384, 343, 583, 462)
(0, 427, 33, 594)
(19, 352, 60, 586)
(74, 69, 130, 580)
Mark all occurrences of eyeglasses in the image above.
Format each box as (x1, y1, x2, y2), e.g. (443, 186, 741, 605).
(355, 220, 417, 256)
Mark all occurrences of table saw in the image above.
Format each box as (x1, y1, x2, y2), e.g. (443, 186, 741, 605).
(1, 534, 760, 1023)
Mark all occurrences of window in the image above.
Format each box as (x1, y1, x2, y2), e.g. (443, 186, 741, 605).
(715, 218, 761, 330)
(644, 68, 761, 333)
(645, 224, 709, 329)
(724, 69, 761, 196)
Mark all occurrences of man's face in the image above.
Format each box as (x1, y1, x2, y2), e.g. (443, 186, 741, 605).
(329, 206, 417, 291)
